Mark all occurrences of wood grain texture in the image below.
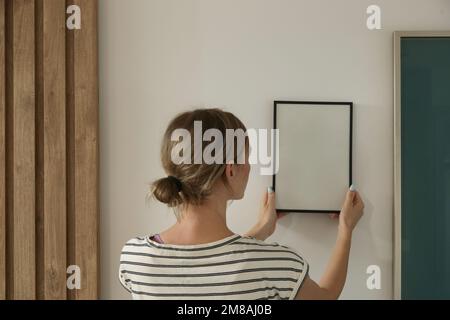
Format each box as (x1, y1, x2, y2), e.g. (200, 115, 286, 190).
(5, 0, 12, 299)
(67, 0, 99, 300)
(66, 0, 75, 300)
(8, 0, 36, 300)
(1, 0, 99, 300)
(36, 0, 67, 300)
(0, 0, 5, 301)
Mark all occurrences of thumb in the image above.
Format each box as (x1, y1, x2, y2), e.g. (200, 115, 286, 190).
(267, 187, 275, 205)
(261, 189, 269, 206)
(345, 190, 356, 206)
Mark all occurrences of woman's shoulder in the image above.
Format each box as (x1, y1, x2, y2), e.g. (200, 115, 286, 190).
(233, 236, 307, 261)
(120, 236, 151, 253)
(236, 235, 295, 250)
(119, 234, 306, 263)
(232, 236, 309, 291)
(123, 236, 149, 245)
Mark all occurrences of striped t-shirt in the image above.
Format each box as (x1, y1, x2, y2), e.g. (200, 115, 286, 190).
(119, 234, 309, 300)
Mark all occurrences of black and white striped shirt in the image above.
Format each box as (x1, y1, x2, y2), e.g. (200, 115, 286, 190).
(119, 234, 309, 300)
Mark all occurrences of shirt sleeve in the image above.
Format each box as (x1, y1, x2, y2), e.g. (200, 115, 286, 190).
(118, 244, 133, 293)
(288, 256, 309, 300)
(262, 241, 310, 300)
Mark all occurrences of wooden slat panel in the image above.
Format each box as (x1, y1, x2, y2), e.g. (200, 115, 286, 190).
(7, 0, 36, 300)
(67, 0, 99, 299)
(66, 0, 75, 300)
(1, 0, 99, 300)
(43, 0, 66, 299)
(0, 0, 5, 301)
(5, 0, 12, 299)
(36, 0, 67, 300)
(36, 0, 43, 300)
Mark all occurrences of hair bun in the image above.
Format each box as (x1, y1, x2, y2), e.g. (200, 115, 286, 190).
(167, 176, 182, 192)
(151, 176, 183, 207)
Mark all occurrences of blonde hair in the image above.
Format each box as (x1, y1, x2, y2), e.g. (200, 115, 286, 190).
(150, 108, 248, 210)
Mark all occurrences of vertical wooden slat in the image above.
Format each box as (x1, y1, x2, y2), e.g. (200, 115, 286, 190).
(35, 0, 43, 300)
(5, 0, 12, 300)
(66, 0, 75, 301)
(6, 0, 36, 300)
(0, 0, 5, 301)
(36, 0, 67, 300)
(67, 0, 99, 299)
(44, 0, 66, 299)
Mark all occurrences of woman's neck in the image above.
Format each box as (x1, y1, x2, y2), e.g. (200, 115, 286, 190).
(160, 192, 235, 245)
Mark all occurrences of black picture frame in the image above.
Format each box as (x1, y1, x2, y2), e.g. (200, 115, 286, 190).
(272, 101, 353, 214)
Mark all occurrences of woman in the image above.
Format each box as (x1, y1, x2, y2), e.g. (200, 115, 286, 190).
(119, 108, 364, 300)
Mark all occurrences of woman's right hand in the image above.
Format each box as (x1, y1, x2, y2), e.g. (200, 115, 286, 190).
(337, 189, 365, 233)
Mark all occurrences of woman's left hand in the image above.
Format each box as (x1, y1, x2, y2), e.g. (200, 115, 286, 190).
(245, 188, 281, 241)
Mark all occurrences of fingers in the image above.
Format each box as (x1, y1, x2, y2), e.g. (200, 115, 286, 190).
(354, 192, 365, 210)
(277, 212, 287, 220)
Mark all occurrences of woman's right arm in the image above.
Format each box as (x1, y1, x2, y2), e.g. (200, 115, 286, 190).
(295, 190, 365, 300)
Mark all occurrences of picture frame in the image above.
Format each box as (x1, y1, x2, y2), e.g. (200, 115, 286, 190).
(272, 101, 353, 213)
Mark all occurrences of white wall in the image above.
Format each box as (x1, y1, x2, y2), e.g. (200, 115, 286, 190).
(99, 0, 450, 299)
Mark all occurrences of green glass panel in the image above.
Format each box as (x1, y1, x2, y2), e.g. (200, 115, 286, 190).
(401, 37, 450, 299)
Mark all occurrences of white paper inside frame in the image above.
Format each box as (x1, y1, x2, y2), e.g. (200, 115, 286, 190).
(275, 103, 352, 212)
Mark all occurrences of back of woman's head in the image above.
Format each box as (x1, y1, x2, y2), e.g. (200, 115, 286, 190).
(151, 108, 248, 209)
